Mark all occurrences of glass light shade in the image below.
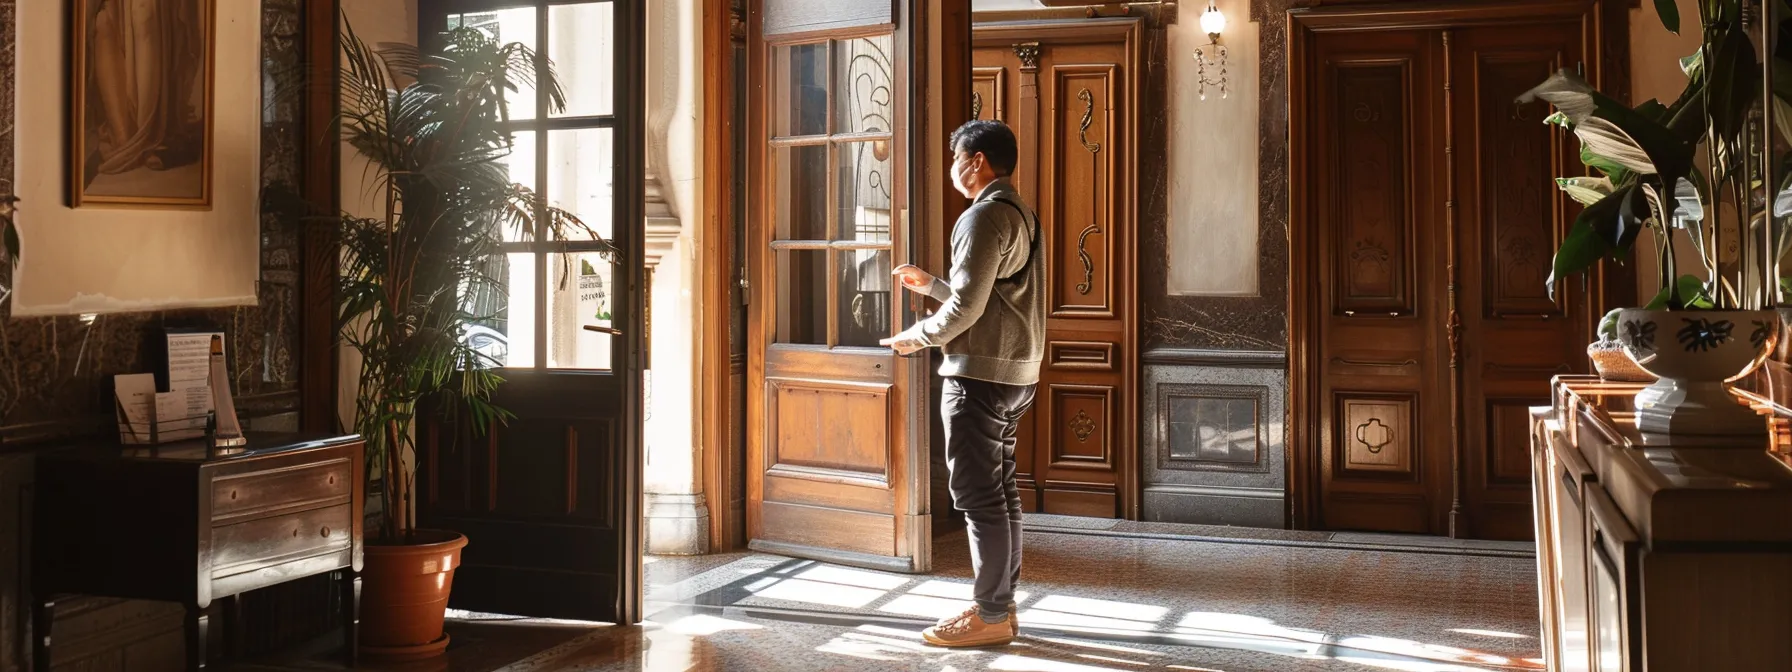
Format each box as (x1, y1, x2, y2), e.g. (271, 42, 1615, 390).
(1200, 4, 1227, 36)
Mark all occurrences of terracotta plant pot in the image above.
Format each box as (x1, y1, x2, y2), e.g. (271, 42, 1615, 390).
(359, 529, 468, 661)
(1615, 308, 1779, 440)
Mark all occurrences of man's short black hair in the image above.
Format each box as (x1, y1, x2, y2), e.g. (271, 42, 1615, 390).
(949, 120, 1019, 177)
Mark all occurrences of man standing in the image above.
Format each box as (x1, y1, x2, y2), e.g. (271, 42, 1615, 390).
(881, 120, 1044, 648)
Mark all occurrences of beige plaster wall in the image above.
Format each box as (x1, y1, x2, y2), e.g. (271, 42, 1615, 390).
(11, 0, 265, 316)
(1166, 0, 1259, 296)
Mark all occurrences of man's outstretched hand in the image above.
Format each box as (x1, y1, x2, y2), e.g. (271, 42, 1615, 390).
(880, 334, 925, 356)
(892, 264, 931, 294)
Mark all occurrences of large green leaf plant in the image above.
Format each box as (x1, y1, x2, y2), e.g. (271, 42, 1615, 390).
(1526, 0, 1791, 312)
(336, 19, 613, 541)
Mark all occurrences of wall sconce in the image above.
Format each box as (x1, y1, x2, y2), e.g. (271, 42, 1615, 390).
(1192, 0, 1228, 100)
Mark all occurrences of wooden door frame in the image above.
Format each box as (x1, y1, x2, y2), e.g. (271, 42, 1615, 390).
(1285, 0, 1633, 531)
(701, 0, 740, 551)
(968, 17, 1143, 520)
(301, 0, 342, 433)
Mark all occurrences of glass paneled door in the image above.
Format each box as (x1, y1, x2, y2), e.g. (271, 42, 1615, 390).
(415, 0, 646, 623)
(747, 0, 932, 571)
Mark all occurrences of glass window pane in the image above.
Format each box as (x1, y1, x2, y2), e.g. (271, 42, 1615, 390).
(547, 252, 615, 370)
(776, 250, 829, 345)
(773, 43, 829, 138)
(497, 131, 538, 242)
(835, 141, 892, 244)
(548, 2, 614, 117)
(776, 145, 829, 241)
(546, 128, 613, 242)
(444, 9, 539, 120)
(837, 249, 891, 348)
(461, 252, 537, 369)
(835, 35, 894, 135)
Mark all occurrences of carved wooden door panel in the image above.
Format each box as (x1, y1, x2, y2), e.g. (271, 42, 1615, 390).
(1307, 29, 1453, 534)
(970, 22, 1140, 518)
(1452, 23, 1588, 541)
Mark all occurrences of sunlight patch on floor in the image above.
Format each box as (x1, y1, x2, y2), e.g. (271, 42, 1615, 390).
(795, 564, 911, 591)
(1030, 595, 1169, 624)
(752, 577, 888, 608)
(663, 613, 764, 636)
(988, 653, 1132, 672)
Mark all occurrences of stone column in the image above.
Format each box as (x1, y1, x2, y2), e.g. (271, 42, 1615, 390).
(642, 0, 708, 555)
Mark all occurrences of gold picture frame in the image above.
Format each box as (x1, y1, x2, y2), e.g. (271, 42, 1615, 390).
(69, 0, 216, 209)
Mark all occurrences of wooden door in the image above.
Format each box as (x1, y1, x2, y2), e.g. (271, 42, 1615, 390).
(970, 21, 1140, 518)
(1290, 1, 1611, 539)
(745, 0, 931, 572)
(1451, 23, 1588, 541)
(1302, 28, 1454, 534)
(414, 0, 646, 623)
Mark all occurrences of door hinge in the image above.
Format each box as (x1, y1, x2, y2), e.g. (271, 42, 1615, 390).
(738, 275, 750, 305)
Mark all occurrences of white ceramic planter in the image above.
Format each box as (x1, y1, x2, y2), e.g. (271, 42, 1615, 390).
(1616, 308, 1778, 440)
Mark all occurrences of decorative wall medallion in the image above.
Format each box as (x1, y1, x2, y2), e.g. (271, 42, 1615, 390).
(1623, 320, 1657, 352)
(1348, 239, 1391, 288)
(1354, 417, 1392, 454)
(971, 91, 983, 120)
(1352, 101, 1380, 123)
(1678, 318, 1734, 352)
(1014, 42, 1041, 70)
(1069, 408, 1096, 443)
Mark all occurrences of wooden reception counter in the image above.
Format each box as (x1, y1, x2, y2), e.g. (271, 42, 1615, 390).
(1532, 373, 1792, 671)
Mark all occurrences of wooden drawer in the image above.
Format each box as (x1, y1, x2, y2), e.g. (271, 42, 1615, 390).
(212, 502, 353, 575)
(211, 458, 352, 522)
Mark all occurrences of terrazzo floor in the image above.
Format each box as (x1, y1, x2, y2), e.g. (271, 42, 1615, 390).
(228, 524, 1544, 672)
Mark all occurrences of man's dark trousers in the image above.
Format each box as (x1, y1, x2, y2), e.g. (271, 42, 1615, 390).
(942, 375, 1035, 616)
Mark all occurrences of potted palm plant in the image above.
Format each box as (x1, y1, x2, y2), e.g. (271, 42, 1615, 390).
(334, 20, 607, 659)
(1524, 0, 1786, 439)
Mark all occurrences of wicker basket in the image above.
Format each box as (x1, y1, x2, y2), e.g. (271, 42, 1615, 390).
(1588, 342, 1655, 382)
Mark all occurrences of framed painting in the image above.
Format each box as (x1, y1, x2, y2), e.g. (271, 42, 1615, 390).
(69, 0, 216, 209)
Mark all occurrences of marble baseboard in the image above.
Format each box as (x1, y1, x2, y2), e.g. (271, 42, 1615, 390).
(645, 492, 711, 556)
(1142, 484, 1284, 528)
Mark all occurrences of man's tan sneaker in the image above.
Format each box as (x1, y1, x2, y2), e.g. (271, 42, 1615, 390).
(922, 605, 1016, 648)
(1009, 602, 1020, 637)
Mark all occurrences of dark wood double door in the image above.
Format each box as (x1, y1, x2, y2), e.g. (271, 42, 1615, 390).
(1292, 7, 1619, 540)
(970, 21, 1139, 519)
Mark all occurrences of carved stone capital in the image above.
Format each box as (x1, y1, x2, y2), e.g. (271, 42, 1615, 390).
(1014, 42, 1041, 70)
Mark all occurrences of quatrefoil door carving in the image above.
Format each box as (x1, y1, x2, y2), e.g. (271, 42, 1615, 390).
(1354, 417, 1392, 454)
(1069, 409, 1096, 443)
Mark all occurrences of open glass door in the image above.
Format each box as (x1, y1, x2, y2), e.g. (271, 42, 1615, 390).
(746, 0, 931, 572)
(414, 0, 646, 622)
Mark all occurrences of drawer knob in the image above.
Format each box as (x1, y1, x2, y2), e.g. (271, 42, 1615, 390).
(328, 475, 335, 485)
(320, 527, 331, 537)
(292, 529, 300, 537)
(230, 490, 238, 500)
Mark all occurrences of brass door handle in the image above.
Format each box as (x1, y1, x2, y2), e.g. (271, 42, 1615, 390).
(582, 325, 621, 335)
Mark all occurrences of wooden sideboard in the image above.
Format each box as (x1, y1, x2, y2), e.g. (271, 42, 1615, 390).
(1533, 375, 1792, 671)
(31, 433, 364, 671)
